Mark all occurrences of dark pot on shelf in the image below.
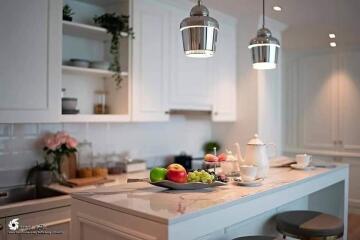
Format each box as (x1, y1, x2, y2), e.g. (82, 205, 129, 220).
(63, 16, 73, 22)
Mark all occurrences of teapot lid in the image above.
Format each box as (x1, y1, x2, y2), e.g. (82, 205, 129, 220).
(247, 134, 265, 145)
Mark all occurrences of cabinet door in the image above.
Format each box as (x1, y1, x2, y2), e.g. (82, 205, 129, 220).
(168, 8, 213, 111)
(132, 0, 170, 121)
(298, 53, 338, 150)
(0, 218, 5, 240)
(0, 0, 61, 123)
(6, 207, 70, 240)
(211, 20, 237, 122)
(339, 51, 360, 152)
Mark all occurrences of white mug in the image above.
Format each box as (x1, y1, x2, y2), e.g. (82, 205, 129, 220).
(240, 165, 258, 182)
(296, 154, 312, 168)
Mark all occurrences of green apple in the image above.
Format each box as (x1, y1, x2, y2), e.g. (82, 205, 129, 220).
(150, 167, 168, 182)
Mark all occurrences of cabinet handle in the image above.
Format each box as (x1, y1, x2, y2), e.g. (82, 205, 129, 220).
(0, 224, 3, 230)
(164, 111, 170, 114)
(213, 112, 218, 116)
(338, 140, 343, 145)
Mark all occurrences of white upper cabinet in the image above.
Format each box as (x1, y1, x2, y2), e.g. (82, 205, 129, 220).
(298, 53, 338, 150)
(0, 0, 61, 123)
(168, 7, 213, 111)
(339, 50, 360, 152)
(132, 0, 170, 121)
(132, 0, 237, 121)
(211, 18, 237, 122)
(284, 49, 360, 156)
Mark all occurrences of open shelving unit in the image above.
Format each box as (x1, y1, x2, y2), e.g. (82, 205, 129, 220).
(62, 65, 128, 78)
(61, 0, 131, 122)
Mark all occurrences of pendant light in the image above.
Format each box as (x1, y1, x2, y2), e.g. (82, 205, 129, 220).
(248, 0, 280, 70)
(180, 0, 219, 58)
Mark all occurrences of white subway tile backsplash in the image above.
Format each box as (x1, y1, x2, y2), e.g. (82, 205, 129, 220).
(0, 115, 212, 187)
(0, 124, 12, 137)
(13, 124, 38, 138)
(38, 123, 63, 135)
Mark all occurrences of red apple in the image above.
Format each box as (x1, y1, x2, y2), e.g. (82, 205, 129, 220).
(167, 163, 186, 172)
(167, 164, 187, 183)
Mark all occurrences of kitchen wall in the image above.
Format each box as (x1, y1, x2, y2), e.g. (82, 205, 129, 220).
(211, 13, 286, 154)
(0, 114, 211, 187)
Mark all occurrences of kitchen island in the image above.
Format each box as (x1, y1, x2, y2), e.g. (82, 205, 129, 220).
(71, 165, 349, 240)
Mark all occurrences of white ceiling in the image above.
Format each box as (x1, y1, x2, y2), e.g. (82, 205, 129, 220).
(202, 0, 360, 50)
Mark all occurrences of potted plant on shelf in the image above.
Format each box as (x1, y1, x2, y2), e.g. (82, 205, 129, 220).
(93, 13, 135, 87)
(63, 4, 75, 22)
(42, 131, 78, 182)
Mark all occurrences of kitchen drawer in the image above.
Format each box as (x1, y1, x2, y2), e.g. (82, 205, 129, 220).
(6, 206, 70, 240)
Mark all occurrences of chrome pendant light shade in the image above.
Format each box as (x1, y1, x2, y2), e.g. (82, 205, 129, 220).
(180, 0, 219, 58)
(249, 0, 280, 70)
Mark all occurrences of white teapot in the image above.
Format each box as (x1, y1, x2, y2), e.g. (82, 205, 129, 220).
(235, 134, 276, 178)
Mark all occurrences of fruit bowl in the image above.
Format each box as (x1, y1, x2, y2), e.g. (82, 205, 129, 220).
(149, 180, 226, 190)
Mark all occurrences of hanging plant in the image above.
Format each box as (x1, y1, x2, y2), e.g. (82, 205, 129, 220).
(94, 13, 134, 87)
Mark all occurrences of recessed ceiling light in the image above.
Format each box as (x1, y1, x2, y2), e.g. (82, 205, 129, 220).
(329, 33, 336, 39)
(273, 6, 282, 11)
(330, 42, 337, 47)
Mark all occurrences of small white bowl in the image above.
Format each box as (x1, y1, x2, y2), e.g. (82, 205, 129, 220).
(69, 59, 90, 68)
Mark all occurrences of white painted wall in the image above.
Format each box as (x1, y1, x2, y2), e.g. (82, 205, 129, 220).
(211, 13, 259, 152)
(212, 14, 287, 156)
(257, 17, 287, 155)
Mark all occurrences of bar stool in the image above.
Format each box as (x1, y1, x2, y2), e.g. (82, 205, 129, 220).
(232, 236, 277, 240)
(275, 211, 344, 240)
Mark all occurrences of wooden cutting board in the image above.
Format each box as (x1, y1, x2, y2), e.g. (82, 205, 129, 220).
(66, 177, 114, 187)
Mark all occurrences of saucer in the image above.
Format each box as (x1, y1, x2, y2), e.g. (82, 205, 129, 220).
(234, 177, 264, 187)
(290, 164, 315, 171)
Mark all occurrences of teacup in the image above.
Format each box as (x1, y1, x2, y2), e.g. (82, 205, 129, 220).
(295, 154, 312, 168)
(239, 165, 258, 182)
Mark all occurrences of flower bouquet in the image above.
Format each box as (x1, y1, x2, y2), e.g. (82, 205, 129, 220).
(43, 131, 78, 180)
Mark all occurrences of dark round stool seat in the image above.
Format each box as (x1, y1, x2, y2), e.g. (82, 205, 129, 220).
(276, 211, 344, 239)
(232, 236, 276, 240)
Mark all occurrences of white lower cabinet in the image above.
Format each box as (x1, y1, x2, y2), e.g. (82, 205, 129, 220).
(71, 199, 166, 240)
(5, 207, 70, 240)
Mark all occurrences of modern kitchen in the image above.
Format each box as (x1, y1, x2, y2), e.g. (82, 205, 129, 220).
(0, 0, 359, 239)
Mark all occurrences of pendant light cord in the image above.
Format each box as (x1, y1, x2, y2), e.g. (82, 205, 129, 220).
(262, 0, 265, 28)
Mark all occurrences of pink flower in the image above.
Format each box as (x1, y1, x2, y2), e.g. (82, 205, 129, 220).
(66, 137, 78, 149)
(44, 135, 61, 150)
(55, 131, 69, 145)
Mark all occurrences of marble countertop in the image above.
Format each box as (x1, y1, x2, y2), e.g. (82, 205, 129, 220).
(72, 164, 348, 224)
